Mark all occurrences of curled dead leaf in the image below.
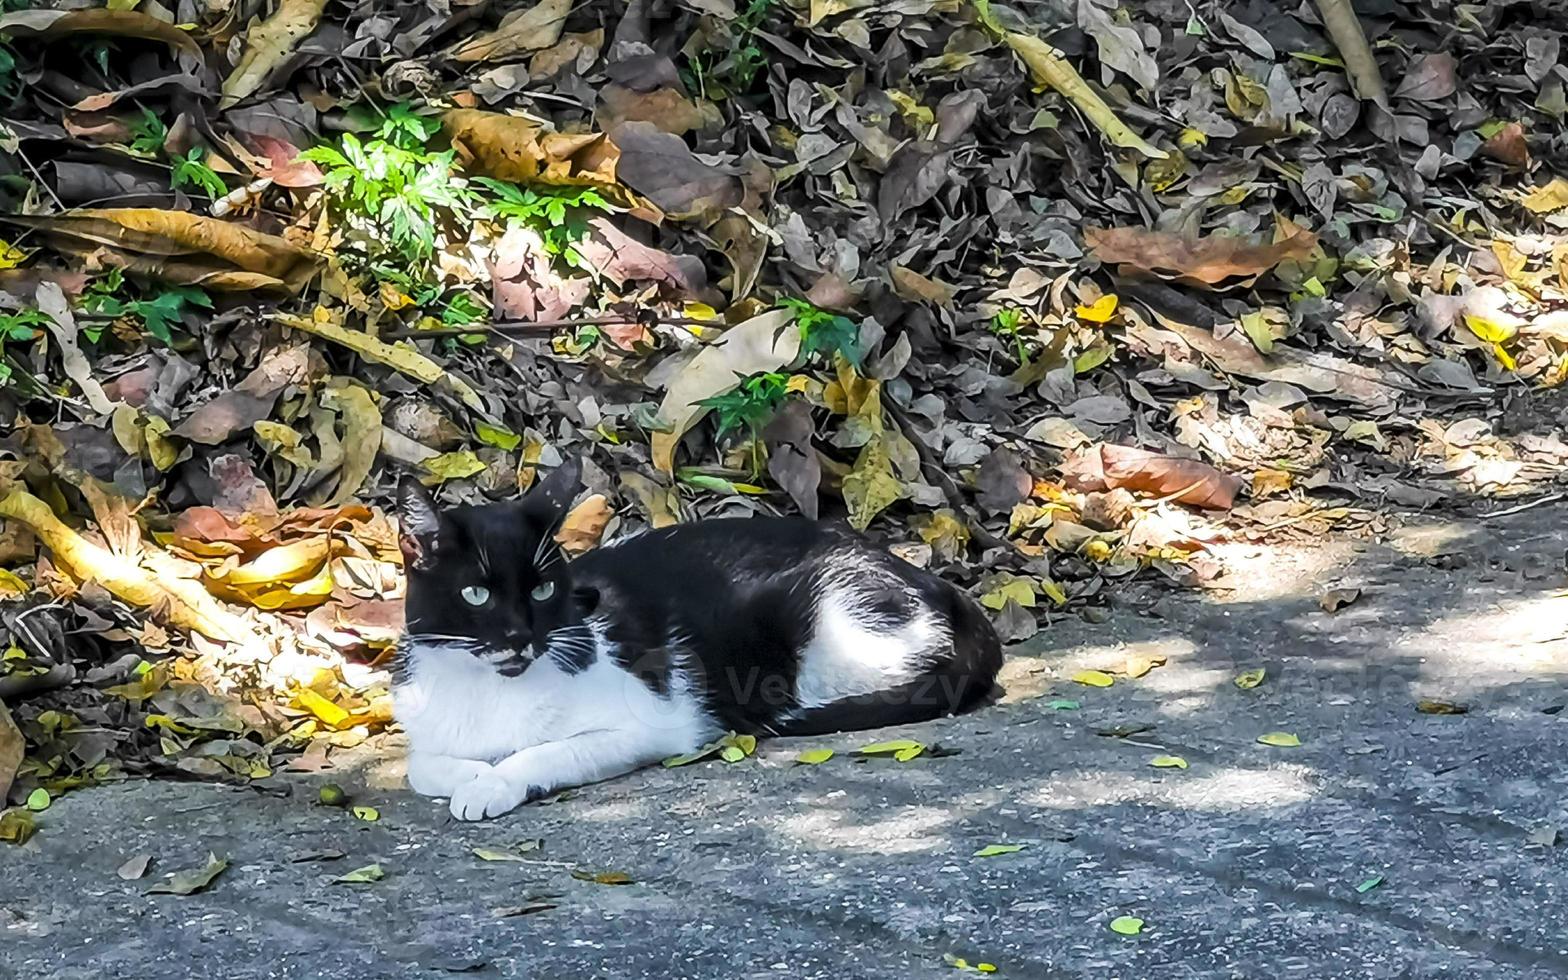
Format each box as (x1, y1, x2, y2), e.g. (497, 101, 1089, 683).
(555, 494, 613, 555)
(448, 0, 571, 64)
(442, 109, 623, 197)
(1086, 226, 1318, 289)
(1062, 444, 1242, 511)
(5, 210, 320, 292)
(221, 0, 328, 107)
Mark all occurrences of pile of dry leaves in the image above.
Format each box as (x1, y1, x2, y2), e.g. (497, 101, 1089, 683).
(1, 0, 1566, 821)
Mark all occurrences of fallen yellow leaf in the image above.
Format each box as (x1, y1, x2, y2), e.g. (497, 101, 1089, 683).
(1074, 294, 1119, 322)
(1521, 177, 1568, 214)
(1257, 731, 1301, 747)
(1071, 669, 1115, 688)
(295, 688, 350, 728)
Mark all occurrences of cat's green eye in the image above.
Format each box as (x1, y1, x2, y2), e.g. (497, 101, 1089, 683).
(460, 585, 490, 606)
(530, 581, 555, 602)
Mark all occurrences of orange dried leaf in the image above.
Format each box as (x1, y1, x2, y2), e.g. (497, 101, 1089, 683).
(1086, 226, 1318, 288)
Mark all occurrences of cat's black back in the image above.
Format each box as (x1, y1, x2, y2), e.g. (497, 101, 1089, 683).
(574, 517, 1002, 735)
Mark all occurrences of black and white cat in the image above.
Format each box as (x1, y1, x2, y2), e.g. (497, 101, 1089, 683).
(393, 459, 1003, 820)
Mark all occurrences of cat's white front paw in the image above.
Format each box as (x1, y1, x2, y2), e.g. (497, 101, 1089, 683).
(407, 753, 494, 798)
(450, 771, 534, 821)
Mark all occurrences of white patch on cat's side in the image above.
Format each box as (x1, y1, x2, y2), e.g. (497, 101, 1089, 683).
(792, 587, 946, 709)
(395, 630, 718, 820)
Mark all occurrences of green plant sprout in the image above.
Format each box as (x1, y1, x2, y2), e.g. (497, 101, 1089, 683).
(683, 0, 774, 99)
(170, 146, 228, 200)
(82, 270, 212, 345)
(989, 307, 1031, 365)
(698, 370, 790, 475)
(0, 307, 46, 385)
(476, 179, 612, 272)
(778, 297, 860, 365)
(128, 109, 167, 156)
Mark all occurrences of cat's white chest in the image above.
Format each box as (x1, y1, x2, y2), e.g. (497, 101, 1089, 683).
(393, 640, 715, 763)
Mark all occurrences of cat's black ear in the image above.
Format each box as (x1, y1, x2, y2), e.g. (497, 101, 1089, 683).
(397, 475, 442, 570)
(525, 457, 583, 521)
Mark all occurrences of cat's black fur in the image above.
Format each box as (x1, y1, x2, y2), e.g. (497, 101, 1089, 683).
(398, 459, 1003, 737)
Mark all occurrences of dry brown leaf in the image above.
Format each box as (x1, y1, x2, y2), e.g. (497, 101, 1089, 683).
(173, 345, 313, 445)
(1087, 226, 1318, 288)
(0, 8, 201, 61)
(1482, 122, 1531, 169)
(0, 699, 22, 804)
(1062, 444, 1242, 511)
(221, 0, 328, 108)
(597, 84, 706, 136)
(890, 265, 956, 308)
(609, 122, 744, 223)
(319, 381, 382, 507)
(442, 110, 623, 196)
(36, 282, 115, 416)
(555, 494, 613, 554)
(449, 0, 571, 64)
(6, 210, 320, 292)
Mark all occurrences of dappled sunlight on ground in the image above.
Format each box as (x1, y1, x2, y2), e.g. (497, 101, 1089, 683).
(1019, 765, 1317, 813)
(775, 803, 958, 855)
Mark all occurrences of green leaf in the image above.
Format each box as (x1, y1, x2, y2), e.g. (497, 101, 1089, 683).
(170, 146, 229, 200)
(0, 809, 36, 845)
(973, 843, 1025, 858)
(421, 451, 487, 482)
(1233, 668, 1266, 690)
(1149, 755, 1188, 769)
(1257, 731, 1301, 747)
(719, 733, 756, 763)
(1071, 669, 1115, 688)
(147, 853, 228, 895)
(663, 732, 755, 768)
(1109, 915, 1144, 935)
(128, 108, 168, 155)
(333, 863, 386, 884)
(858, 739, 924, 757)
(475, 422, 522, 451)
(1356, 874, 1384, 894)
(24, 788, 49, 811)
(1046, 699, 1080, 710)
(794, 748, 834, 765)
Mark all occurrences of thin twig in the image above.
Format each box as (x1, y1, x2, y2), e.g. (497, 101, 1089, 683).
(1479, 492, 1565, 520)
(377, 315, 706, 341)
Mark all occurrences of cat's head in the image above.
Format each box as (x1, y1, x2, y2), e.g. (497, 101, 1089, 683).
(396, 459, 598, 674)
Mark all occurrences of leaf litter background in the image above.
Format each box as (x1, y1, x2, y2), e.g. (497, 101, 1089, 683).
(0, 0, 1566, 836)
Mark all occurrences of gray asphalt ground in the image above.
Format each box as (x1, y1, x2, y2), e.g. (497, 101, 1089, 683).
(3, 504, 1566, 979)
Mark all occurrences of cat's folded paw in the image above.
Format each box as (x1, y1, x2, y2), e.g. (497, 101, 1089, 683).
(408, 754, 493, 798)
(450, 771, 536, 821)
